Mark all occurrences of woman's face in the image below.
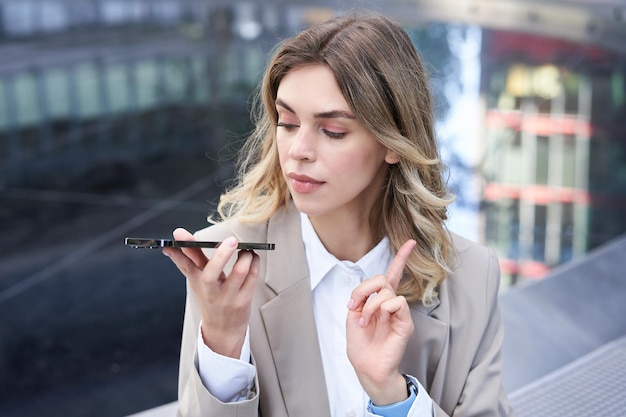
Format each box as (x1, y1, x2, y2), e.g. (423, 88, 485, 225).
(276, 64, 397, 221)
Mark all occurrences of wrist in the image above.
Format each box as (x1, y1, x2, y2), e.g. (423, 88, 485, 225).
(368, 375, 418, 416)
(200, 322, 246, 359)
(368, 373, 409, 406)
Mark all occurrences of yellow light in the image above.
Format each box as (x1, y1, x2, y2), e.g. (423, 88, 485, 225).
(505, 64, 562, 99)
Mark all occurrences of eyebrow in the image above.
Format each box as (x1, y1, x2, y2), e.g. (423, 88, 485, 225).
(276, 98, 356, 120)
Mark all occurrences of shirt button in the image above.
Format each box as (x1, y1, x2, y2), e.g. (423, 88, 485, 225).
(344, 275, 353, 285)
(346, 411, 357, 417)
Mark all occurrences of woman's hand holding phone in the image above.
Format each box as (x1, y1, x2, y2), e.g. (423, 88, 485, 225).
(163, 227, 260, 359)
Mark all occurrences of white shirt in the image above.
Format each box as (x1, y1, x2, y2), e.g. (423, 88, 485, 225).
(196, 213, 433, 416)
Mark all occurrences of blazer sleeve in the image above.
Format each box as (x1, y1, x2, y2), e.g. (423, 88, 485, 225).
(434, 247, 514, 417)
(177, 283, 261, 417)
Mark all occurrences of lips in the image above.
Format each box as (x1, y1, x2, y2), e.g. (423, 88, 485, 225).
(288, 173, 324, 194)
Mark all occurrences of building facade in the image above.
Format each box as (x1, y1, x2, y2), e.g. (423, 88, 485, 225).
(480, 30, 626, 285)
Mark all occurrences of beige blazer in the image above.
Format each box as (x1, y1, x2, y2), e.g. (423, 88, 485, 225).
(177, 204, 514, 417)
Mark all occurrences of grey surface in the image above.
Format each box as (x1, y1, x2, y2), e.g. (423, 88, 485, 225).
(510, 335, 626, 417)
(500, 234, 626, 392)
(127, 401, 178, 417)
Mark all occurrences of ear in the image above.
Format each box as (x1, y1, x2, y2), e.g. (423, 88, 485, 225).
(385, 149, 399, 164)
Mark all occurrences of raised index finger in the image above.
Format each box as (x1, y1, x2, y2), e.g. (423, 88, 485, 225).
(386, 239, 417, 290)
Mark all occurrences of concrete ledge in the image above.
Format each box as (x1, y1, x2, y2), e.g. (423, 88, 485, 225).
(510, 335, 626, 416)
(127, 401, 178, 417)
(500, 233, 626, 392)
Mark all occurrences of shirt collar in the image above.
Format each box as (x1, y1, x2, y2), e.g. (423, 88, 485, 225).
(300, 213, 392, 291)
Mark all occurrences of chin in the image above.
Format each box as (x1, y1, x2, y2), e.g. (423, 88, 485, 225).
(291, 197, 327, 217)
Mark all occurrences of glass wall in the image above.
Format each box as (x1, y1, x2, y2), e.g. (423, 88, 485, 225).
(0, 2, 275, 416)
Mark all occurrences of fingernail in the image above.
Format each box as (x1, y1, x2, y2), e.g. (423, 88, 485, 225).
(347, 298, 354, 309)
(359, 317, 366, 327)
(162, 249, 171, 257)
(225, 236, 237, 248)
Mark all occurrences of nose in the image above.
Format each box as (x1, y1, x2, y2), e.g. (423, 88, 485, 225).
(288, 125, 315, 161)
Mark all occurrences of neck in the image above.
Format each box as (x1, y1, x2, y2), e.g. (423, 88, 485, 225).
(308, 211, 379, 262)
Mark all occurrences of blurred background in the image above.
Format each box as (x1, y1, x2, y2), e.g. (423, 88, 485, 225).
(0, 1, 624, 416)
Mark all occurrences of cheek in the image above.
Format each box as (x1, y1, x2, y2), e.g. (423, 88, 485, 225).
(331, 151, 379, 181)
(276, 137, 289, 165)
(348, 144, 387, 169)
(353, 154, 389, 187)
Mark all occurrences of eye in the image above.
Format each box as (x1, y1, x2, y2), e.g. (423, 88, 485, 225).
(277, 122, 299, 131)
(322, 129, 346, 139)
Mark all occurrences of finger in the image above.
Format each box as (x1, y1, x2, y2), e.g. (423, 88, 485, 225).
(202, 236, 240, 282)
(162, 246, 202, 281)
(224, 250, 256, 291)
(222, 251, 260, 310)
(358, 288, 396, 327)
(348, 275, 390, 312)
(239, 251, 260, 294)
(386, 239, 416, 290)
(378, 296, 412, 324)
(172, 227, 208, 268)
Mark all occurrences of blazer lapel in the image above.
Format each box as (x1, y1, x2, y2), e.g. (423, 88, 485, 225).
(260, 205, 331, 417)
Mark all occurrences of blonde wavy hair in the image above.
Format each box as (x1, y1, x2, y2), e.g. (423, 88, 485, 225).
(216, 11, 454, 305)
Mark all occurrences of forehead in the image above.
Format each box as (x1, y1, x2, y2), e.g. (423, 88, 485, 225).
(276, 64, 350, 112)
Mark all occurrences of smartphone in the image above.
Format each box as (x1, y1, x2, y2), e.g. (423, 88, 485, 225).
(125, 237, 275, 251)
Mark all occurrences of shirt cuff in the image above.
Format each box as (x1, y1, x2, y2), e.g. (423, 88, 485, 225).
(367, 375, 433, 417)
(196, 323, 256, 402)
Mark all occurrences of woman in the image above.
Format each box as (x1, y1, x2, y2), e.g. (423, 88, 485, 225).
(164, 11, 514, 417)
